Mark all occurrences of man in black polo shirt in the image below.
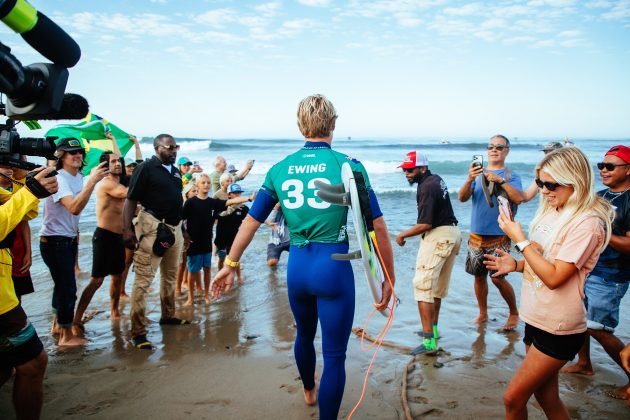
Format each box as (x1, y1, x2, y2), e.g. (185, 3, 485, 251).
(122, 134, 190, 350)
(395, 151, 462, 356)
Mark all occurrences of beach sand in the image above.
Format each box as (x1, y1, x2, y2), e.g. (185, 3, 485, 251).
(2, 231, 629, 419)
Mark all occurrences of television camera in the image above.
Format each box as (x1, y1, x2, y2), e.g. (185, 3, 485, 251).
(0, 0, 85, 173)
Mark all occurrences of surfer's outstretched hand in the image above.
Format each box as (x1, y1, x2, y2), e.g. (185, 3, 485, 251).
(375, 281, 393, 311)
(211, 267, 235, 299)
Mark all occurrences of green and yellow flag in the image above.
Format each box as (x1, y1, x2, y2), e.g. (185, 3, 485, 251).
(45, 113, 135, 175)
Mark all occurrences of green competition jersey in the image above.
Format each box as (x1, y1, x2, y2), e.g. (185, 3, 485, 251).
(260, 142, 372, 246)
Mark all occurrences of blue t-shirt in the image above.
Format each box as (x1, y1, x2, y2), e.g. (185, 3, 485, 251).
(470, 168, 522, 236)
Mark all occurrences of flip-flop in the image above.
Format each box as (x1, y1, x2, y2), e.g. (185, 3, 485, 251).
(159, 317, 191, 325)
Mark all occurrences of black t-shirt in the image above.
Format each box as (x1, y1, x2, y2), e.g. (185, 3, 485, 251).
(215, 205, 249, 249)
(416, 173, 458, 227)
(183, 196, 227, 255)
(592, 188, 630, 279)
(127, 156, 183, 223)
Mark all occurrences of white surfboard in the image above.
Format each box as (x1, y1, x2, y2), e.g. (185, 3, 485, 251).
(315, 163, 389, 317)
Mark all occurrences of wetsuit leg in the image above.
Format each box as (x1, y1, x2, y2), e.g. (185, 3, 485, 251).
(287, 242, 354, 420)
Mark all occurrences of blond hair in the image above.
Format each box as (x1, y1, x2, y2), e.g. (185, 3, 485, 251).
(530, 147, 613, 254)
(297, 94, 337, 139)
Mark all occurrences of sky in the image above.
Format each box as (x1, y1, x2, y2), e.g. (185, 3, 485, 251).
(1, 0, 629, 139)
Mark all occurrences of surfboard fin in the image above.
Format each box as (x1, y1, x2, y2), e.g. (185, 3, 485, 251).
(331, 250, 362, 260)
(313, 181, 345, 194)
(314, 183, 351, 206)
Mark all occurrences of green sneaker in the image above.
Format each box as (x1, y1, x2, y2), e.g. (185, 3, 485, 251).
(410, 338, 438, 356)
(433, 325, 440, 340)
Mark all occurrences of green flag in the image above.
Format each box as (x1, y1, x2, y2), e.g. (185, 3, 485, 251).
(45, 113, 135, 175)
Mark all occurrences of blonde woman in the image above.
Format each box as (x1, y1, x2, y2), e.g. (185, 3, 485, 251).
(484, 147, 614, 419)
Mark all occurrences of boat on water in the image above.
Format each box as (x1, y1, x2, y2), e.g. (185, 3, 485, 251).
(440, 139, 450, 144)
(563, 136, 574, 146)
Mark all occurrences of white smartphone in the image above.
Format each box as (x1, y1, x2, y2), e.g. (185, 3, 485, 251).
(497, 196, 513, 220)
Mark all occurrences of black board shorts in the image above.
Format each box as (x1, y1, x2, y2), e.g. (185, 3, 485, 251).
(523, 323, 586, 361)
(92, 227, 125, 277)
(0, 305, 44, 370)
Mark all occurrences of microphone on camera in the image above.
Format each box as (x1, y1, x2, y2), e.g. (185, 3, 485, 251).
(0, 0, 81, 67)
(52, 93, 89, 120)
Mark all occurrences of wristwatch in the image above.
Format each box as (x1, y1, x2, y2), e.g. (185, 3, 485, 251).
(498, 178, 506, 185)
(515, 240, 531, 253)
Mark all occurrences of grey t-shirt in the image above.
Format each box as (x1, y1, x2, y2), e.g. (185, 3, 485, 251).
(40, 169, 83, 238)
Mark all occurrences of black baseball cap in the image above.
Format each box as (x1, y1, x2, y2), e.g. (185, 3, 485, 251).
(56, 137, 84, 152)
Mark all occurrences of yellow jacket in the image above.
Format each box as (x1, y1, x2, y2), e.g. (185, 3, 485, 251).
(0, 179, 39, 315)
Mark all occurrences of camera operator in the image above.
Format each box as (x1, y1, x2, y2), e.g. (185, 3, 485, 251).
(0, 165, 58, 420)
(40, 138, 108, 347)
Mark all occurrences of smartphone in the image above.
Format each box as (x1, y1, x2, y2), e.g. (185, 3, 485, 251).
(99, 153, 110, 170)
(497, 196, 513, 220)
(472, 155, 483, 168)
(193, 161, 199, 165)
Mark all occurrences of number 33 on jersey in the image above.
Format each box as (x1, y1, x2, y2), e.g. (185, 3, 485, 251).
(259, 143, 373, 246)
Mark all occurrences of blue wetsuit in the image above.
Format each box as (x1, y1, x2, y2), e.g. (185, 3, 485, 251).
(249, 141, 381, 419)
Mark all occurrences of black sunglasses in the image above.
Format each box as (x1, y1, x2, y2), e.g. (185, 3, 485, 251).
(487, 144, 508, 151)
(402, 168, 415, 173)
(160, 144, 180, 151)
(597, 162, 629, 171)
(535, 178, 563, 191)
(66, 150, 84, 155)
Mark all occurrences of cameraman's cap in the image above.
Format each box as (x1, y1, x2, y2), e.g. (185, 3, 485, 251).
(177, 157, 192, 166)
(605, 145, 630, 164)
(56, 137, 83, 152)
(228, 183, 243, 193)
(227, 164, 238, 174)
(540, 141, 563, 152)
(398, 151, 428, 169)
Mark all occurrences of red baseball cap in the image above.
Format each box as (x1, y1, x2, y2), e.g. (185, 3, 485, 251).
(398, 151, 429, 169)
(605, 145, 630, 164)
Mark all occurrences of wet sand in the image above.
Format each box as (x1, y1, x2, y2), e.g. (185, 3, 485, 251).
(1, 231, 629, 419)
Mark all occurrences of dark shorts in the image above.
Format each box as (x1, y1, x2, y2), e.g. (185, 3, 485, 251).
(12, 275, 34, 297)
(0, 305, 44, 370)
(92, 227, 125, 277)
(523, 323, 586, 361)
(267, 241, 290, 261)
(465, 234, 511, 277)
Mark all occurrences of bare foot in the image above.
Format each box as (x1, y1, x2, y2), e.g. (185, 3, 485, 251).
(237, 277, 244, 285)
(204, 296, 211, 305)
(502, 314, 519, 331)
(58, 329, 87, 346)
(560, 363, 594, 375)
(120, 292, 130, 300)
(183, 299, 194, 307)
(606, 384, 630, 400)
(303, 386, 317, 406)
(471, 314, 488, 324)
(110, 310, 121, 319)
(72, 323, 85, 338)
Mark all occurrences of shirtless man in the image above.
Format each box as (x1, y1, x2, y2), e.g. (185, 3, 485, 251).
(74, 151, 128, 327)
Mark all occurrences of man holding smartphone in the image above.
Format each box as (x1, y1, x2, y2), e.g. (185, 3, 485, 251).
(396, 151, 461, 355)
(458, 134, 524, 331)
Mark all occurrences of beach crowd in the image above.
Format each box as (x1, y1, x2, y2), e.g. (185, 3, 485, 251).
(1, 94, 629, 419)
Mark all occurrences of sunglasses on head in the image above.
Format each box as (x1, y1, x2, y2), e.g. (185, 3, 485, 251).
(160, 144, 180, 151)
(596, 162, 629, 171)
(535, 178, 563, 191)
(487, 144, 507, 151)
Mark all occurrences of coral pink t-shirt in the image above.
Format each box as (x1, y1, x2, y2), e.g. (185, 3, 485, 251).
(520, 210, 605, 335)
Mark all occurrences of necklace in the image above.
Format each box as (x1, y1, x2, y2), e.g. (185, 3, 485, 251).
(604, 187, 630, 203)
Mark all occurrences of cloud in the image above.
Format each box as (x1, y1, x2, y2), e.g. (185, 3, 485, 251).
(602, 0, 630, 20)
(194, 8, 237, 27)
(298, 0, 331, 6)
(255, 1, 282, 17)
(443, 3, 484, 16)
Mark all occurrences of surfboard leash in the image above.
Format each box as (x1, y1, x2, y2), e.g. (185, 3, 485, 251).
(348, 231, 397, 420)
